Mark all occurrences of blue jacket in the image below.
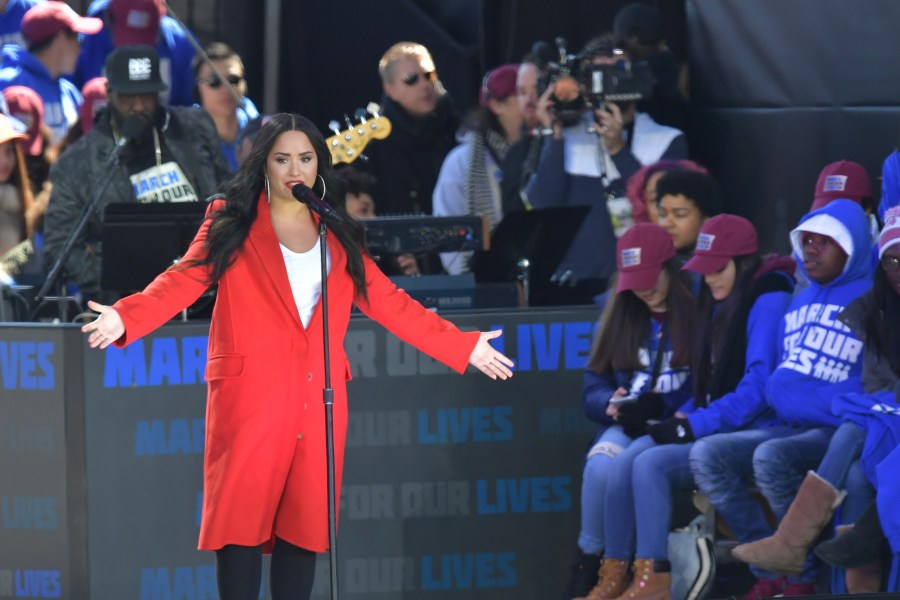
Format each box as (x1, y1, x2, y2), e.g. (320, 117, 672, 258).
(683, 281, 793, 438)
(72, 0, 196, 107)
(582, 317, 691, 424)
(0, 0, 39, 48)
(0, 44, 81, 142)
(767, 200, 873, 427)
(218, 97, 259, 171)
(880, 150, 900, 221)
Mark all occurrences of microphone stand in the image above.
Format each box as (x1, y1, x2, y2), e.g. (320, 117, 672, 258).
(27, 144, 127, 322)
(317, 217, 339, 600)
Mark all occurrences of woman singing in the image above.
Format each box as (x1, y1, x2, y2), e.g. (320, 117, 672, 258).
(81, 113, 514, 600)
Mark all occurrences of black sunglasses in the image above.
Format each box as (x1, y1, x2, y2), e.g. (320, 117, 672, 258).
(198, 74, 244, 88)
(401, 71, 434, 86)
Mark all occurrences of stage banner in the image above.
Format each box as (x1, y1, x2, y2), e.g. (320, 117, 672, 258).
(75, 306, 599, 599)
(0, 326, 86, 600)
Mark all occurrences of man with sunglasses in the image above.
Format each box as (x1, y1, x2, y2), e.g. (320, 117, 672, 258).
(44, 44, 230, 304)
(192, 42, 259, 171)
(0, 1, 102, 142)
(362, 41, 459, 220)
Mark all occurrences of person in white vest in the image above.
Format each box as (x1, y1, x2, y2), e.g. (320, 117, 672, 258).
(524, 34, 687, 306)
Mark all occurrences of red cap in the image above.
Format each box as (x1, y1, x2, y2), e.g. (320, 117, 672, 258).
(79, 77, 108, 134)
(21, 1, 102, 45)
(615, 223, 676, 293)
(109, 0, 164, 47)
(479, 64, 519, 107)
(683, 214, 758, 275)
(3, 86, 44, 157)
(810, 160, 872, 211)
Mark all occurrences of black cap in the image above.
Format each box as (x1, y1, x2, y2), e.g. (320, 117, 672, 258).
(105, 44, 168, 94)
(613, 4, 664, 45)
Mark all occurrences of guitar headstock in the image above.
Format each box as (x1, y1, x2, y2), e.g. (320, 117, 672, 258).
(326, 105, 392, 165)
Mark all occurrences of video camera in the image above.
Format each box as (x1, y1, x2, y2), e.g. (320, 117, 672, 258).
(531, 37, 655, 127)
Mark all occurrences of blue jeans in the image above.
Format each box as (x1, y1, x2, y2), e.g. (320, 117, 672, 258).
(753, 426, 835, 582)
(578, 425, 635, 553)
(603, 434, 658, 560)
(753, 426, 835, 519)
(816, 421, 865, 489)
(689, 427, 801, 580)
(632, 443, 695, 560)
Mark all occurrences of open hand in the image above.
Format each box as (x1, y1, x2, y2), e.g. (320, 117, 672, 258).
(468, 330, 514, 380)
(81, 300, 125, 349)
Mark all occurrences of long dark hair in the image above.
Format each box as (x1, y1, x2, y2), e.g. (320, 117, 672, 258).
(692, 252, 762, 403)
(192, 113, 369, 298)
(587, 258, 696, 374)
(865, 266, 900, 375)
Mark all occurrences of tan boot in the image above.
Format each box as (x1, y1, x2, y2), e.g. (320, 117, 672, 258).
(731, 471, 845, 574)
(613, 558, 670, 600)
(574, 558, 631, 600)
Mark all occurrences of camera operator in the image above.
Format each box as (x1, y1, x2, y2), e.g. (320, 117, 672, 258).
(523, 35, 687, 306)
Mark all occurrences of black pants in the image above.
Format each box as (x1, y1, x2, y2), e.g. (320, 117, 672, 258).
(216, 537, 317, 600)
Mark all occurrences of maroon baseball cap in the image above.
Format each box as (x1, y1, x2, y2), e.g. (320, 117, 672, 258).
(683, 214, 758, 275)
(479, 64, 518, 107)
(615, 223, 676, 293)
(810, 160, 872, 211)
(109, 0, 164, 47)
(21, 1, 102, 46)
(79, 77, 108, 134)
(3, 86, 44, 157)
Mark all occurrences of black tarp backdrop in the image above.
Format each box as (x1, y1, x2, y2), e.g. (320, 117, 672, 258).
(687, 0, 900, 253)
(254, 0, 685, 133)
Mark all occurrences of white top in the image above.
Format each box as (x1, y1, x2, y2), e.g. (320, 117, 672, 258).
(280, 238, 332, 328)
(432, 139, 502, 274)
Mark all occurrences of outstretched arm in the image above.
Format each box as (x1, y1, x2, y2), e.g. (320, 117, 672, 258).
(81, 300, 125, 349)
(467, 330, 514, 380)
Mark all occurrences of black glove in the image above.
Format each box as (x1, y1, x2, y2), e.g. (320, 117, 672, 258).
(648, 417, 695, 445)
(615, 392, 665, 438)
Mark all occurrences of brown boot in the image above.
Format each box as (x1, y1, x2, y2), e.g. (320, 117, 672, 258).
(612, 558, 670, 600)
(731, 471, 845, 574)
(574, 558, 631, 600)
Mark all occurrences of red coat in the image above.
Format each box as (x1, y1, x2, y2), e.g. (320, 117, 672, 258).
(112, 194, 479, 552)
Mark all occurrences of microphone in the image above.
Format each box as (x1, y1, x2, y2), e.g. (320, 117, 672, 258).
(291, 182, 344, 223)
(110, 115, 146, 161)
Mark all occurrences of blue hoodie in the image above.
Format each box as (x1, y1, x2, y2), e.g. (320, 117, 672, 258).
(71, 0, 196, 107)
(682, 259, 796, 438)
(0, 44, 82, 142)
(766, 200, 873, 427)
(0, 0, 39, 48)
(582, 317, 691, 424)
(880, 150, 900, 221)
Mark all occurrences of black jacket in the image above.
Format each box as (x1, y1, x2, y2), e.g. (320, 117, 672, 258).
(44, 106, 231, 299)
(362, 94, 459, 215)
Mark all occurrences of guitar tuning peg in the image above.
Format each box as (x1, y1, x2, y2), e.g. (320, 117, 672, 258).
(328, 120, 340, 135)
(354, 108, 368, 123)
(343, 114, 353, 129)
(366, 102, 382, 118)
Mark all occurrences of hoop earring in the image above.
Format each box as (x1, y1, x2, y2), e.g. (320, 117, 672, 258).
(264, 175, 270, 203)
(316, 174, 327, 201)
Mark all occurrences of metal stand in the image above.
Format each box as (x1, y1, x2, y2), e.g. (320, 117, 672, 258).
(318, 219, 339, 600)
(27, 148, 124, 321)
